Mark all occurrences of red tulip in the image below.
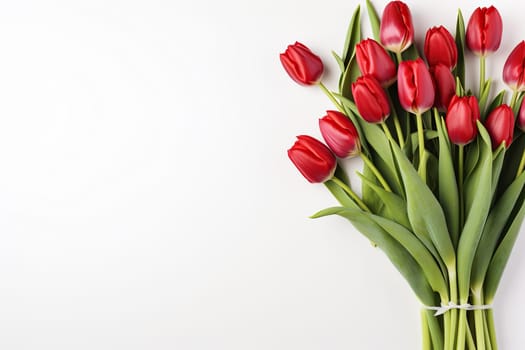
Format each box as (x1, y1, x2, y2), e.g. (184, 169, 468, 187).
(424, 26, 458, 69)
(397, 59, 435, 114)
(430, 64, 456, 111)
(485, 105, 515, 149)
(351, 75, 390, 123)
(503, 41, 525, 92)
(518, 98, 525, 131)
(288, 135, 336, 183)
(445, 95, 480, 145)
(380, 1, 414, 53)
(280, 42, 324, 86)
(319, 111, 361, 158)
(356, 39, 396, 87)
(466, 6, 503, 56)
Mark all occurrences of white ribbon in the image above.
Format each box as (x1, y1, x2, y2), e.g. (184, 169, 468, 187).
(424, 302, 493, 316)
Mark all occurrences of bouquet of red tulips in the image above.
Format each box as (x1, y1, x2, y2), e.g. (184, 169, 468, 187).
(281, 1, 525, 349)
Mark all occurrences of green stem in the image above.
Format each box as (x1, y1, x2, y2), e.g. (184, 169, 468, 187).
(486, 309, 498, 350)
(448, 266, 458, 349)
(361, 153, 392, 192)
(416, 113, 426, 180)
(380, 122, 395, 142)
(444, 311, 451, 350)
(466, 319, 477, 350)
(510, 89, 519, 112)
(387, 94, 405, 148)
(426, 310, 444, 350)
(396, 51, 403, 64)
(516, 151, 525, 178)
(330, 177, 370, 212)
(421, 310, 432, 350)
(480, 55, 486, 98)
(473, 291, 486, 350)
(483, 312, 493, 350)
(318, 82, 345, 113)
(458, 144, 465, 228)
(457, 309, 467, 350)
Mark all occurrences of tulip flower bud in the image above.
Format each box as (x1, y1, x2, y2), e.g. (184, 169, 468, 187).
(485, 105, 515, 149)
(429, 64, 456, 111)
(356, 39, 396, 87)
(518, 98, 525, 131)
(288, 135, 337, 183)
(319, 111, 361, 159)
(279, 42, 324, 86)
(397, 59, 435, 114)
(466, 6, 503, 56)
(424, 26, 458, 69)
(351, 75, 391, 123)
(503, 41, 525, 92)
(380, 1, 414, 54)
(445, 95, 480, 145)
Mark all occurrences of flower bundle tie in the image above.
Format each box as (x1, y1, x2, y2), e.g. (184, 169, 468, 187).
(424, 302, 493, 317)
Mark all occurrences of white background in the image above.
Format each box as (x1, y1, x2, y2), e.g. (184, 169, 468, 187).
(0, 0, 524, 349)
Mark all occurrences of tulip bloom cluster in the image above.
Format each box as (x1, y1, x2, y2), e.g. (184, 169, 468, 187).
(281, 2, 525, 350)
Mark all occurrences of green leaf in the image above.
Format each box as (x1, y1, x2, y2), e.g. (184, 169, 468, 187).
(471, 171, 525, 291)
(496, 133, 525, 199)
(311, 206, 438, 305)
(457, 122, 493, 302)
(332, 51, 345, 72)
(339, 55, 361, 98)
(324, 181, 356, 208)
(403, 44, 420, 60)
(435, 111, 460, 247)
(513, 92, 525, 115)
(464, 138, 480, 181)
(335, 92, 359, 115)
(390, 138, 455, 268)
(361, 163, 385, 213)
(333, 94, 369, 153)
(334, 162, 350, 185)
(491, 145, 506, 195)
(486, 90, 506, 116)
(358, 173, 411, 229)
(360, 122, 404, 195)
(409, 130, 439, 156)
(365, 0, 381, 41)
(484, 192, 525, 302)
(342, 5, 362, 68)
(479, 79, 492, 120)
(454, 9, 466, 87)
(361, 161, 385, 214)
(365, 213, 449, 298)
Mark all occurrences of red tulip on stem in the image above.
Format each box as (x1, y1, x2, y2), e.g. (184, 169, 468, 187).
(466, 6, 503, 112)
(356, 39, 397, 87)
(380, 0, 414, 61)
(351, 75, 391, 124)
(425, 26, 458, 69)
(445, 95, 480, 146)
(288, 135, 336, 183)
(287, 135, 369, 211)
(503, 41, 525, 110)
(398, 58, 435, 178)
(279, 42, 324, 86)
(466, 6, 503, 57)
(319, 111, 361, 159)
(485, 105, 514, 150)
(430, 64, 456, 111)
